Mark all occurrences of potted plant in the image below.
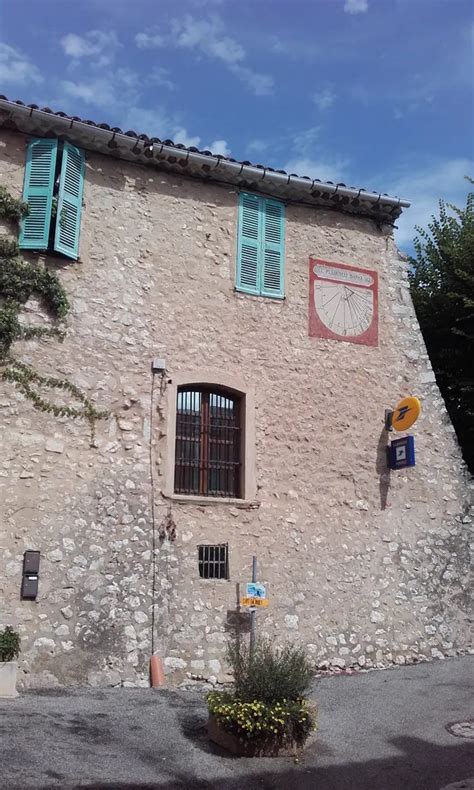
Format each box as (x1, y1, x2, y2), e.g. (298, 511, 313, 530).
(207, 637, 317, 756)
(0, 626, 21, 699)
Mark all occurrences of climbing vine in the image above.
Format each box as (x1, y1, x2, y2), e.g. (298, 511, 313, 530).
(0, 184, 108, 442)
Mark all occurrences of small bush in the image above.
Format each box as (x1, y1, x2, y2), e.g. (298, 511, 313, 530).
(208, 692, 316, 744)
(227, 637, 314, 704)
(0, 626, 21, 662)
(208, 638, 317, 746)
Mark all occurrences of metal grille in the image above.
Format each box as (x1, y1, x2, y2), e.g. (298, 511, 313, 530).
(174, 387, 241, 497)
(198, 544, 229, 579)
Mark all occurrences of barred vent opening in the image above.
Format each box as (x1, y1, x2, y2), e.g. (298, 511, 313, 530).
(198, 544, 229, 580)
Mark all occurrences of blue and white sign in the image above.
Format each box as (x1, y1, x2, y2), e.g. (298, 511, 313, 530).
(246, 582, 266, 599)
(388, 435, 415, 470)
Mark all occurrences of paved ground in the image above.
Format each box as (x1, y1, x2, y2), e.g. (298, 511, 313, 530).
(1, 656, 473, 790)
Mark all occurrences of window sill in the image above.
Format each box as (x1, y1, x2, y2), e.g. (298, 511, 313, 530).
(166, 494, 260, 508)
(19, 246, 79, 262)
(234, 289, 285, 301)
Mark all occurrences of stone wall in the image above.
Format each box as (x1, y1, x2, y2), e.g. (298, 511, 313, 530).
(0, 128, 472, 689)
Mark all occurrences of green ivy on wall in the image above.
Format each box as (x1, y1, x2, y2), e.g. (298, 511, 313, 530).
(0, 185, 108, 443)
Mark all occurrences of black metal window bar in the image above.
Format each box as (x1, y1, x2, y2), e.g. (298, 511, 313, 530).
(174, 387, 241, 497)
(198, 544, 229, 579)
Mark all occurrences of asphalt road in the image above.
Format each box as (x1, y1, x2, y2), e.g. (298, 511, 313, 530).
(0, 656, 473, 790)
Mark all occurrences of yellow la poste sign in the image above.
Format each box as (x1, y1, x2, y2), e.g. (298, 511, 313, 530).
(391, 396, 421, 432)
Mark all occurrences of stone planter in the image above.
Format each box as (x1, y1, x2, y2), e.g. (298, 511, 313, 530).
(208, 714, 311, 757)
(0, 661, 19, 699)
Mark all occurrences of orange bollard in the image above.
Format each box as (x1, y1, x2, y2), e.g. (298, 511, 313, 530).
(150, 655, 165, 687)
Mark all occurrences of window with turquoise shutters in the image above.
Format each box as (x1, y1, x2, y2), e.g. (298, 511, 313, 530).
(236, 192, 285, 298)
(237, 192, 260, 294)
(53, 142, 85, 260)
(19, 138, 58, 250)
(19, 138, 85, 261)
(261, 198, 285, 298)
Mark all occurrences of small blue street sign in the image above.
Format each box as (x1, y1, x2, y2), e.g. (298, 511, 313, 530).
(246, 582, 266, 599)
(388, 435, 415, 470)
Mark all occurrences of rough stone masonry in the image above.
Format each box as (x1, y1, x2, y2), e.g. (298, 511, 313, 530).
(0, 121, 472, 689)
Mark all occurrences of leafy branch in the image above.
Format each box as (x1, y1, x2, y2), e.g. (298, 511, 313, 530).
(0, 184, 108, 443)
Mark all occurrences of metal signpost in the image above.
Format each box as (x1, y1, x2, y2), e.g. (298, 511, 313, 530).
(250, 556, 257, 656)
(239, 555, 268, 657)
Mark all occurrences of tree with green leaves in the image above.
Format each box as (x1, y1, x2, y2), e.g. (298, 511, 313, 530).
(409, 178, 474, 473)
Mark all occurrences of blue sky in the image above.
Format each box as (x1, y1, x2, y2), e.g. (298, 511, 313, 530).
(0, 0, 473, 251)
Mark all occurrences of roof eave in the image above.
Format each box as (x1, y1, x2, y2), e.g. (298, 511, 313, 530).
(0, 98, 411, 221)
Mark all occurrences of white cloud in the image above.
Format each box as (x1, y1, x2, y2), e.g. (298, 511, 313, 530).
(173, 127, 202, 147)
(312, 88, 336, 111)
(265, 33, 324, 63)
(55, 64, 196, 146)
(386, 158, 474, 248)
(283, 156, 349, 183)
(60, 79, 111, 106)
(230, 65, 274, 96)
(117, 68, 139, 89)
(171, 15, 245, 65)
(60, 69, 137, 108)
(247, 139, 267, 155)
(135, 31, 165, 49)
(120, 106, 175, 136)
(344, 0, 368, 14)
(150, 67, 175, 90)
(0, 43, 43, 85)
(353, 75, 436, 117)
(207, 139, 230, 156)
(293, 126, 321, 155)
(60, 30, 119, 62)
(153, 14, 275, 96)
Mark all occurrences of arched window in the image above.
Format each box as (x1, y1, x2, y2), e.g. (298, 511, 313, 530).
(174, 386, 242, 498)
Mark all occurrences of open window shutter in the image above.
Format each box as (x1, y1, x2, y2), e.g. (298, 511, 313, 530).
(261, 199, 285, 298)
(53, 142, 85, 260)
(19, 138, 58, 250)
(236, 192, 261, 294)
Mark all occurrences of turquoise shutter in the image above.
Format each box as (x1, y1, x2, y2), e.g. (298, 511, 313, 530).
(261, 198, 285, 298)
(236, 192, 261, 295)
(19, 138, 58, 250)
(53, 142, 85, 260)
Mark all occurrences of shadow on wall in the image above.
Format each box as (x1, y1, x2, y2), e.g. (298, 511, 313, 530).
(84, 152, 394, 243)
(376, 426, 391, 510)
(84, 150, 239, 210)
(1, 128, 393, 247)
(23, 736, 474, 790)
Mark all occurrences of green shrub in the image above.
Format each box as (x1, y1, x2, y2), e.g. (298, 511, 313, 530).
(0, 626, 21, 662)
(227, 637, 314, 704)
(209, 638, 317, 745)
(0, 185, 29, 220)
(208, 692, 316, 744)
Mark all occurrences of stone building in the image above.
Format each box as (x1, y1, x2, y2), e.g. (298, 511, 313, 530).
(0, 96, 472, 689)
